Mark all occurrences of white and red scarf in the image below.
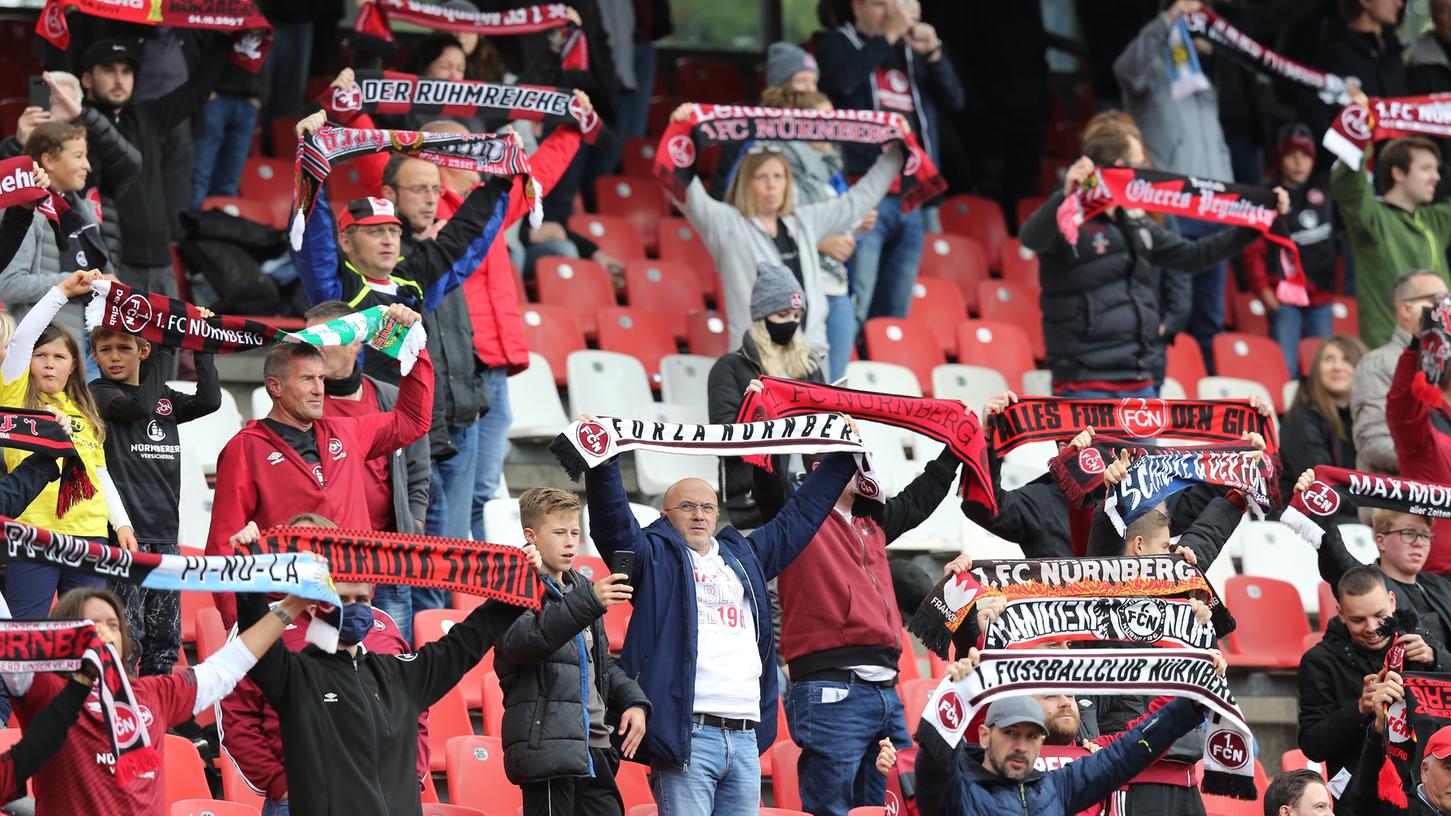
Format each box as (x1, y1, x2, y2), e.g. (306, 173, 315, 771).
(1323, 94, 1451, 171)
(37, 0, 271, 72)
(353, 0, 587, 69)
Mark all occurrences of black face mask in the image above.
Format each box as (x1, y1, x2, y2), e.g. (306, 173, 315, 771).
(766, 319, 800, 346)
(324, 365, 363, 396)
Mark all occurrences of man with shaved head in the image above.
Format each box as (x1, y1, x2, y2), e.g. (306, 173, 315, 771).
(584, 427, 858, 816)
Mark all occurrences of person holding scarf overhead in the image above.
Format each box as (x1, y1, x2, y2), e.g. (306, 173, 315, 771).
(1386, 296, 1451, 574)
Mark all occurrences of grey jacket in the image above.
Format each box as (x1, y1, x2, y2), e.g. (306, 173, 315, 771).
(1351, 325, 1411, 474)
(0, 201, 113, 338)
(368, 375, 431, 533)
(1113, 12, 1233, 180)
(674, 147, 901, 355)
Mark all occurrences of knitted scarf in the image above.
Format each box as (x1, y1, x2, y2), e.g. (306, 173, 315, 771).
(982, 597, 1216, 651)
(0, 157, 49, 210)
(85, 281, 428, 375)
(1416, 297, 1451, 405)
(36, 0, 271, 72)
(987, 396, 1277, 455)
(918, 648, 1256, 799)
(1180, 8, 1350, 105)
(653, 105, 946, 211)
(320, 71, 603, 144)
(0, 407, 94, 517)
(1281, 466, 1451, 547)
(0, 620, 155, 785)
(1324, 95, 1451, 171)
(734, 375, 996, 514)
(906, 554, 1228, 659)
(290, 126, 536, 250)
(1103, 448, 1278, 534)
(1049, 439, 1258, 507)
(353, 0, 587, 70)
(1380, 672, 1451, 808)
(1165, 16, 1210, 100)
(549, 413, 883, 498)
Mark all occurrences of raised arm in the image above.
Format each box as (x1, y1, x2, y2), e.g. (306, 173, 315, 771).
(190, 592, 311, 714)
(3, 673, 91, 798)
(3, 273, 96, 383)
(1330, 149, 1379, 236)
(748, 451, 855, 579)
(583, 456, 651, 564)
(797, 145, 904, 238)
(1112, 10, 1172, 96)
(1056, 696, 1203, 811)
(1385, 344, 1433, 455)
(881, 446, 960, 542)
(498, 579, 607, 664)
(357, 341, 434, 460)
(293, 194, 346, 306)
(411, 182, 508, 311)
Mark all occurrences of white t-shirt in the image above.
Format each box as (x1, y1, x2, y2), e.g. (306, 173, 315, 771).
(690, 540, 763, 720)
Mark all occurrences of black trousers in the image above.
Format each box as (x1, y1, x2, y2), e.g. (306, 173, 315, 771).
(521, 747, 624, 816)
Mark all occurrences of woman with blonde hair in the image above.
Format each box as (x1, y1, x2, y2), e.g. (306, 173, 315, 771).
(1279, 334, 1368, 520)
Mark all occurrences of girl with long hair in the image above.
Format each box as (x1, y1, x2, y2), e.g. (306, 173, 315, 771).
(1280, 334, 1368, 520)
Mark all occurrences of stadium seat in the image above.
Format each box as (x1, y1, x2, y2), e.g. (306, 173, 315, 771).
(218, 750, 264, 809)
(1317, 581, 1337, 630)
(171, 801, 259, 816)
(1332, 296, 1358, 336)
(907, 277, 970, 357)
(687, 309, 731, 357)
(1298, 337, 1324, 377)
(900, 677, 938, 735)
(940, 195, 1009, 267)
(864, 318, 945, 396)
(616, 760, 652, 808)
(423, 805, 488, 816)
(569, 214, 647, 262)
(620, 137, 658, 177)
(201, 196, 282, 229)
(1340, 523, 1379, 565)
(535, 257, 617, 340)
(238, 157, 294, 224)
(480, 499, 528, 549)
(845, 361, 923, 397)
(956, 320, 1036, 392)
(625, 260, 705, 341)
(603, 601, 631, 652)
(574, 555, 609, 581)
(327, 161, 371, 204)
(566, 350, 656, 418)
(976, 281, 1046, 359)
(1160, 378, 1187, 399)
(1229, 292, 1270, 337)
(195, 606, 227, 663)
(770, 741, 804, 811)
(1281, 749, 1326, 777)
(647, 95, 681, 138)
(1197, 376, 1276, 409)
(657, 219, 722, 305)
(164, 734, 213, 807)
(172, 382, 243, 474)
(1285, 377, 1300, 410)
(1222, 574, 1310, 669)
(446, 736, 519, 815)
(595, 175, 668, 253)
(660, 354, 715, 423)
(932, 365, 1010, 415)
(269, 116, 300, 159)
(481, 670, 504, 736)
(520, 305, 586, 386)
(1213, 333, 1292, 412)
(998, 238, 1040, 290)
(1165, 334, 1208, 389)
(898, 638, 923, 682)
(1238, 521, 1323, 614)
(1015, 196, 1048, 229)
(0, 98, 25, 141)
(506, 353, 570, 439)
(918, 234, 989, 314)
(674, 57, 747, 103)
(598, 306, 677, 388)
(428, 685, 476, 772)
(180, 590, 215, 645)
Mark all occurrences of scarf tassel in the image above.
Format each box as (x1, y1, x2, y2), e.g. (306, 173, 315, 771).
(549, 436, 589, 481)
(1201, 769, 1258, 801)
(1413, 371, 1444, 406)
(1379, 754, 1410, 807)
(113, 745, 162, 786)
(907, 604, 956, 660)
(56, 459, 96, 518)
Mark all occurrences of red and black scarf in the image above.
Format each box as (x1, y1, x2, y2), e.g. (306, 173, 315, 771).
(1416, 296, 1451, 404)
(1379, 671, 1451, 807)
(0, 619, 157, 785)
(734, 375, 995, 513)
(1282, 467, 1451, 548)
(0, 407, 93, 517)
(86, 280, 289, 355)
(319, 70, 603, 143)
(36, 0, 271, 72)
(1180, 8, 1350, 105)
(987, 396, 1277, 455)
(653, 105, 946, 211)
(0, 157, 49, 211)
(1324, 94, 1451, 172)
(354, 0, 587, 69)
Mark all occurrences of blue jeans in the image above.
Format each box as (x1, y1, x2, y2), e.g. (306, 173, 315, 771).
(4, 558, 107, 618)
(262, 799, 289, 815)
(192, 95, 260, 209)
(1174, 216, 1229, 373)
(471, 367, 513, 541)
(785, 679, 912, 816)
(825, 293, 855, 382)
(1052, 384, 1159, 399)
(371, 584, 413, 645)
(524, 238, 580, 278)
(650, 723, 761, 816)
(420, 419, 481, 610)
(851, 195, 925, 322)
(1270, 303, 1334, 375)
(263, 21, 313, 119)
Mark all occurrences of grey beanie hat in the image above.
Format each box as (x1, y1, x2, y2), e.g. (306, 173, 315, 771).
(766, 42, 819, 89)
(750, 262, 805, 321)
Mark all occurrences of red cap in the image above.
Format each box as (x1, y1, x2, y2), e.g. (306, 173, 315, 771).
(337, 197, 401, 231)
(1275, 124, 1317, 164)
(1426, 725, 1451, 760)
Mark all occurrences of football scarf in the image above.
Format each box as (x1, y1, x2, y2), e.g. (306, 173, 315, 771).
(549, 414, 884, 499)
(320, 71, 603, 143)
(1281, 466, 1451, 547)
(653, 105, 947, 212)
(353, 0, 588, 70)
(0, 157, 50, 210)
(918, 648, 1256, 799)
(0, 407, 93, 517)
(1166, 16, 1210, 100)
(1180, 7, 1350, 105)
(734, 375, 996, 514)
(1323, 94, 1451, 170)
(291, 126, 537, 250)
(1104, 449, 1277, 535)
(1415, 296, 1451, 405)
(987, 396, 1277, 455)
(1049, 439, 1258, 507)
(982, 596, 1215, 651)
(0, 620, 156, 785)
(84, 281, 429, 375)
(36, 0, 271, 72)
(1379, 672, 1451, 807)
(906, 554, 1227, 659)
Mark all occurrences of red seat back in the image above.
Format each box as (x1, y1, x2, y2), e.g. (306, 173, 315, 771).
(521, 304, 586, 386)
(864, 318, 945, 396)
(428, 684, 475, 772)
(620, 138, 658, 177)
(998, 238, 1040, 291)
(163, 734, 212, 808)
(597, 307, 677, 388)
(201, 196, 283, 229)
(1212, 332, 1292, 411)
(1332, 296, 1358, 336)
(674, 57, 747, 103)
(657, 218, 722, 305)
(624, 260, 705, 341)
(1223, 575, 1312, 661)
(907, 277, 968, 357)
(975, 281, 1045, 359)
(687, 310, 731, 357)
(1165, 333, 1208, 389)
(568, 214, 647, 263)
(956, 320, 1035, 392)
(594, 175, 668, 254)
(940, 195, 1008, 269)
(238, 157, 295, 226)
(535, 257, 617, 340)
(446, 736, 520, 815)
(770, 741, 804, 811)
(919, 234, 988, 314)
(170, 801, 260, 816)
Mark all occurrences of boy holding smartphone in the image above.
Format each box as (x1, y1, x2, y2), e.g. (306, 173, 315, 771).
(491, 487, 651, 816)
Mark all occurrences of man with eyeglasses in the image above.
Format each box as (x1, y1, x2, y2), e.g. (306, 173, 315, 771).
(1352, 270, 1451, 475)
(582, 425, 859, 816)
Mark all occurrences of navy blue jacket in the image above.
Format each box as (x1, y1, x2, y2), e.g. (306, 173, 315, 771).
(915, 697, 1204, 816)
(584, 452, 856, 767)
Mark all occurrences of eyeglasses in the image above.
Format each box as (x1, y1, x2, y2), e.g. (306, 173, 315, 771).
(397, 185, 442, 197)
(665, 501, 719, 515)
(1382, 528, 1436, 544)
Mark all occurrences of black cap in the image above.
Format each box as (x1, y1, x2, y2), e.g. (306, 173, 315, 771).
(82, 39, 141, 73)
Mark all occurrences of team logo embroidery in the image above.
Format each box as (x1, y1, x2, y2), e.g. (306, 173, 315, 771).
(567, 94, 600, 135)
(311, 464, 325, 487)
(323, 692, 339, 703)
(1339, 104, 1373, 142)
(1077, 448, 1106, 474)
(154, 399, 173, 417)
(331, 85, 362, 112)
(935, 690, 965, 731)
(1116, 398, 1170, 437)
(267, 451, 284, 466)
(577, 421, 609, 456)
(885, 69, 909, 93)
(790, 292, 804, 310)
(329, 437, 346, 461)
(1301, 481, 1340, 517)
(667, 134, 696, 168)
(1206, 729, 1249, 770)
(119, 294, 153, 333)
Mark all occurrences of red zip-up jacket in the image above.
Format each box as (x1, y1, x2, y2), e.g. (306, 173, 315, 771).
(204, 351, 435, 626)
(217, 606, 430, 801)
(1387, 344, 1451, 572)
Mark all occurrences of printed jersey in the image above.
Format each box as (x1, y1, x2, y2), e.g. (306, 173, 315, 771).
(0, 375, 109, 537)
(688, 541, 762, 720)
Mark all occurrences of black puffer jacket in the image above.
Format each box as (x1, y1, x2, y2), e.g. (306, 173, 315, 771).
(1020, 190, 1257, 385)
(491, 571, 650, 784)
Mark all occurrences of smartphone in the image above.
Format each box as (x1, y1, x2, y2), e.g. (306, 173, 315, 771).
(609, 550, 636, 581)
(29, 76, 48, 110)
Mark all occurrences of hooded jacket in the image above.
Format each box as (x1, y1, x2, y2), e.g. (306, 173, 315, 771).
(1387, 344, 1451, 573)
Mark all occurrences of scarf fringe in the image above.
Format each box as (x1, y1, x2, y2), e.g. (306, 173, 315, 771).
(907, 604, 954, 660)
(55, 459, 96, 518)
(396, 323, 427, 376)
(113, 746, 162, 786)
(1202, 769, 1257, 801)
(550, 435, 589, 481)
(1379, 754, 1410, 807)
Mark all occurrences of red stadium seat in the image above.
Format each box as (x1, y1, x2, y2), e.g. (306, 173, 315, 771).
(625, 260, 705, 341)
(446, 736, 520, 816)
(940, 195, 1009, 269)
(617, 761, 653, 809)
(1165, 333, 1208, 389)
(481, 671, 504, 737)
(900, 677, 938, 736)
(180, 590, 215, 644)
(428, 684, 475, 773)
(864, 318, 945, 396)
(647, 96, 681, 138)
(569, 214, 647, 263)
(621, 137, 658, 177)
(957, 320, 1036, 392)
(414, 610, 488, 710)
(999, 238, 1040, 291)
(907, 277, 969, 357)
(1299, 337, 1326, 377)
(976, 281, 1046, 359)
(770, 741, 803, 811)
(1281, 749, 1327, 777)
(1213, 332, 1292, 412)
(1229, 292, 1270, 337)
(919, 234, 989, 314)
(1332, 296, 1358, 336)
(201, 196, 283, 229)
(269, 116, 300, 160)
(597, 306, 677, 388)
(658, 218, 723, 305)
(327, 162, 372, 204)
(521, 304, 587, 385)
(595, 175, 668, 254)
(1015, 196, 1048, 230)
(1317, 581, 1337, 630)
(674, 58, 747, 103)
(1222, 575, 1311, 669)
(536, 257, 618, 340)
(422, 805, 488, 816)
(850, 808, 887, 816)
(898, 637, 922, 682)
(603, 601, 631, 653)
(687, 309, 731, 357)
(164, 734, 212, 808)
(238, 157, 294, 225)
(171, 801, 259, 816)
(194, 606, 227, 663)
(218, 749, 264, 809)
